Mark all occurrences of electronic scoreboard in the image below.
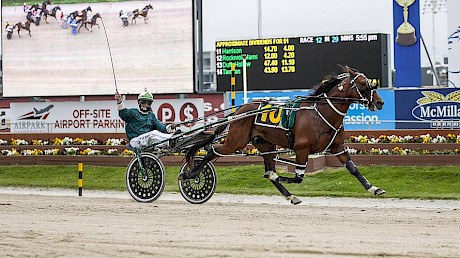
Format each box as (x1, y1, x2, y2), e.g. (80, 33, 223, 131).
(216, 33, 389, 92)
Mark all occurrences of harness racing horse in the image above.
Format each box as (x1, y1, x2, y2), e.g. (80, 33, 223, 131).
(14, 21, 32, 37)
(184, 65, 386, 205)
(70, 6, 92, 23)
(43, 6, 61, 23)
(30, 0, 51, 15)
(131, 4, 153, 24)
(78, 13, 101, 32)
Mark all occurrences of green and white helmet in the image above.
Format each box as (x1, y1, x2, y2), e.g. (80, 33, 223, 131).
(138, 91, 153, 102)
(137, 91, 153, 112)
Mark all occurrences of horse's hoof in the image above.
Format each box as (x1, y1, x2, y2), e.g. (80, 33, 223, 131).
(374, 188, 386, 195)
(291, 197, 302, 205)
(286, 195, 302, 205)
(367, 186, 386, 196)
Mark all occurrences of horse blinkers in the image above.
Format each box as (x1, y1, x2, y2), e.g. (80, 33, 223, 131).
(348, 73, 374, 108)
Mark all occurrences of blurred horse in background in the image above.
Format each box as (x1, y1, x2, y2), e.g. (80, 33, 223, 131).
(14, 21, 32, 37)
(78, 13, 101, 32)
(43, 6, 61, 23)
(70, 6, 92, 23)
(132, 4, 153, 24)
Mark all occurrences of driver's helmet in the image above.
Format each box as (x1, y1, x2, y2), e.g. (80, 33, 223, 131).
(138, 91, 153, 112)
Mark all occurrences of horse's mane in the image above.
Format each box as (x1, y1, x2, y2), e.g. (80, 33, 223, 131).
(310, 73, 343, 96)
(309, 66, 362, 97)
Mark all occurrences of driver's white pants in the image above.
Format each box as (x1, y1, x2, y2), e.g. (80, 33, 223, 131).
(130, 130, 172, 149)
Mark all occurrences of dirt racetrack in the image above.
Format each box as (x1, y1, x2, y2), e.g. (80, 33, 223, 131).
(0, 188, 459, 257)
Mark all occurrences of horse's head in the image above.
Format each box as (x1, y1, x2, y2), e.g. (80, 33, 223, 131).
(341, 65, 384, 111)
(86, 6, 92, 12)
(146, 4, 153, 10)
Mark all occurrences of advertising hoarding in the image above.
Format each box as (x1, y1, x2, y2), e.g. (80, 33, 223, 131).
(10, 98, 204, 133)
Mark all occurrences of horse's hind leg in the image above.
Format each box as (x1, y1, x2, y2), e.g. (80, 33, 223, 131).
(256, 142, 302, 205)
(336, 152, 385, 195)
(275, 148, 308, 184)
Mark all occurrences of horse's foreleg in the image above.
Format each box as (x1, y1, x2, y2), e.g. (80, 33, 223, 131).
(336, 152, 385, 195)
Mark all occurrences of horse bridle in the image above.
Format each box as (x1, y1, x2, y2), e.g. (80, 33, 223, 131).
(349, 72, 375, 108)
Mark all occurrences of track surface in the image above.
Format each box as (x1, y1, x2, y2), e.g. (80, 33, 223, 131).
(1, 188, 459, 257)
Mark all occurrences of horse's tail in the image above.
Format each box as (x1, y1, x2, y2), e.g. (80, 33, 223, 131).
(185, 122, 228, 167)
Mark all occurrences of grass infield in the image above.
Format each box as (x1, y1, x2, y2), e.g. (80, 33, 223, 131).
(0, 165, 459, 199)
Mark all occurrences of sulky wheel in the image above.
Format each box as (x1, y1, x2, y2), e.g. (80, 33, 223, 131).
(178, 156, 217, 204)
(123, 20, 129, 26)
(126, 152, 165, 203)
(62, 20, 68, 29)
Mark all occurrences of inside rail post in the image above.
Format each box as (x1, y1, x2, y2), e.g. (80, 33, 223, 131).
(78, 163, 83, 196)
(231, 63, 236, 112)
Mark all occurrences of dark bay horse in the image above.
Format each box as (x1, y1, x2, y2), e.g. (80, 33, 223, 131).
(30, 0, 51, 14)
(184, 65, 386, 204)
(14, 21, 32, 37)
(131, 4, 153, 24)
(70, 6, 92, 22)
(78, 13, 101, 32)
(43, 6, 61, 23)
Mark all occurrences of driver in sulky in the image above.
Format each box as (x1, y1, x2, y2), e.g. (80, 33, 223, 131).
(115, 90, 180, 149)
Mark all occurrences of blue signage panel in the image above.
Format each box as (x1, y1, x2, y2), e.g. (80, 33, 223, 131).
(393, 0, 421, 87)
(344, 90, 395, 130)
(226, 89, 395, 130)
(395, 88, 460, 129)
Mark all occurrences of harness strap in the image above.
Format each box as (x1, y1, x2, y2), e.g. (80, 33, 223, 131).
(324, 93, 347, 116)
(328, 146, 349, 156)
(273, 156, 307, 168)
(322, 122, 343, 153)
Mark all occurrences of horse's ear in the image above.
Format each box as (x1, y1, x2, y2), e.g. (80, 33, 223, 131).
(337, 64, 347, 72)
